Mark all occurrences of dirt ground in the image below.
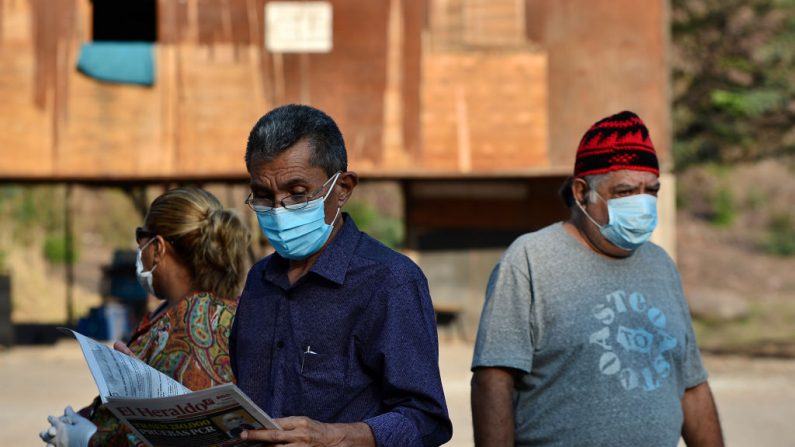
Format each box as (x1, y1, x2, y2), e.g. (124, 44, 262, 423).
(2, 340, 795, 446)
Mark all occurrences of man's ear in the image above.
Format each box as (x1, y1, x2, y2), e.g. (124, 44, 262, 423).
(335, 171, 359, 208)
(571, 178, 589, 207)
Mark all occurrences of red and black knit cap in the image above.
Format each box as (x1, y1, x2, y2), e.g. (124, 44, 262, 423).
(573, 111, 659, 178)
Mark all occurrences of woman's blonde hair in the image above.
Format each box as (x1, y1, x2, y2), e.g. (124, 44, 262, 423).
(144, 187, 250, 299)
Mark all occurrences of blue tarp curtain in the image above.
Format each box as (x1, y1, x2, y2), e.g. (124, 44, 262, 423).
(76, 41, 155, 86)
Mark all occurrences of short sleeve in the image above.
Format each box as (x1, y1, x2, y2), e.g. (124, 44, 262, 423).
(471, 240, 535, 373)
(681, 319, 708, 389)
(668, 259, 709, 390)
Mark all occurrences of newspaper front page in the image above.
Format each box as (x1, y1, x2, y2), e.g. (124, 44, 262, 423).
(60, 328, 280, 447)
(106, 383, 279, 447)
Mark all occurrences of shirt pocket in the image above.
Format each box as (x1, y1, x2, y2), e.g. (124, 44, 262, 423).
(298, 344, 347, 421)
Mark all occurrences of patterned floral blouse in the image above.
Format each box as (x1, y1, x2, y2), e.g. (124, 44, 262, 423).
(84, 291, 237, 446)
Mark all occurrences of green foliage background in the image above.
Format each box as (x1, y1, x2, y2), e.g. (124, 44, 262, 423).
(672, 0, 795, 169)
(0, 186, 71, 264)
(345, 200, 404, 249)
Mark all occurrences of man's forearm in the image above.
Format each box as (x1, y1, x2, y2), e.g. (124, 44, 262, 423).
(681, 381, 724, 446)
(471, 368, 517, 447)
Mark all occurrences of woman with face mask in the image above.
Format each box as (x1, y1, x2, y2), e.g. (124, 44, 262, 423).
(41, 187, 250, 447)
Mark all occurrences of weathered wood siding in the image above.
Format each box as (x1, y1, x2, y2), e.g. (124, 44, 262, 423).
(0, 0, 669, 180)
(0, 0, 424, 180)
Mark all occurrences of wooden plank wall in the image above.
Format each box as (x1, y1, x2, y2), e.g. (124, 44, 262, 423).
(428, 0, 528, 49)
(0, 0, 267, 179)
(0, 0, 75, 176)
(420, 50, 548, 173)
(0, 0, 424, 180)
(524, 0, 670, 169)
(0, 0, 669, 180)
(428, 0, 670, 172)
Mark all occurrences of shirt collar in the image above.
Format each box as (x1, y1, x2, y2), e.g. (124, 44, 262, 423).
(309, 213, 360, 285)
(262, 213, 360, 289)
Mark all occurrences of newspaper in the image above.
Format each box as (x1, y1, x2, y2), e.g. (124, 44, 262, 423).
(60, 328, 280, 447)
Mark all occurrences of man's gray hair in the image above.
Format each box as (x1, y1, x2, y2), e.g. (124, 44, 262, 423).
(559, 173, 610, 208)
(245, 104, 347, 176)
(584, 173, 609, 204)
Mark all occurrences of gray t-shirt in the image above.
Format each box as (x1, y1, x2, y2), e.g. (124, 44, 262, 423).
(472, 223, 708, 447)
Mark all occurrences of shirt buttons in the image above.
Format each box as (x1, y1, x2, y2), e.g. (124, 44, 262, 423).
(276, 340, 285, 348)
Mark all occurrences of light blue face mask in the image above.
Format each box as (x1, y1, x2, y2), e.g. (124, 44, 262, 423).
(580, 193, 658, 251)
(256, 174, 341, 260)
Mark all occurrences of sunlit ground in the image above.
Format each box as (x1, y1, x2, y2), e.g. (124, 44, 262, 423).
(2, 339, 795, 446)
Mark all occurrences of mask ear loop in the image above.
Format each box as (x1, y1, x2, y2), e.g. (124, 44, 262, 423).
(577, 201, 604, 230)
(575, 186, 605, 230)
(139, 236, 159, 274)
(322, 172, 343, 227)
(329, 206, 342, 227)
(321, 172, 342, 202)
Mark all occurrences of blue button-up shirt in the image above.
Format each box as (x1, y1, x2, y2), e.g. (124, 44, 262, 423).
(230, 215, 452, 447)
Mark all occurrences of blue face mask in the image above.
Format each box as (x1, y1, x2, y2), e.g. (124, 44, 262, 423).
(580, 193, 658, 251)
(256, 175, 341, 260)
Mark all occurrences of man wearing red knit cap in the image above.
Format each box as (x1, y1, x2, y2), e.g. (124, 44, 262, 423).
(471, 111, 723, 446)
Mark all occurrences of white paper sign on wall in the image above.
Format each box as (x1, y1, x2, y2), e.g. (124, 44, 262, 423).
(265, 2, 333, 53)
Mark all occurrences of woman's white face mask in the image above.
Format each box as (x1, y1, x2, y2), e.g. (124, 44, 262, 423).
(136, 237, 157, 296)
